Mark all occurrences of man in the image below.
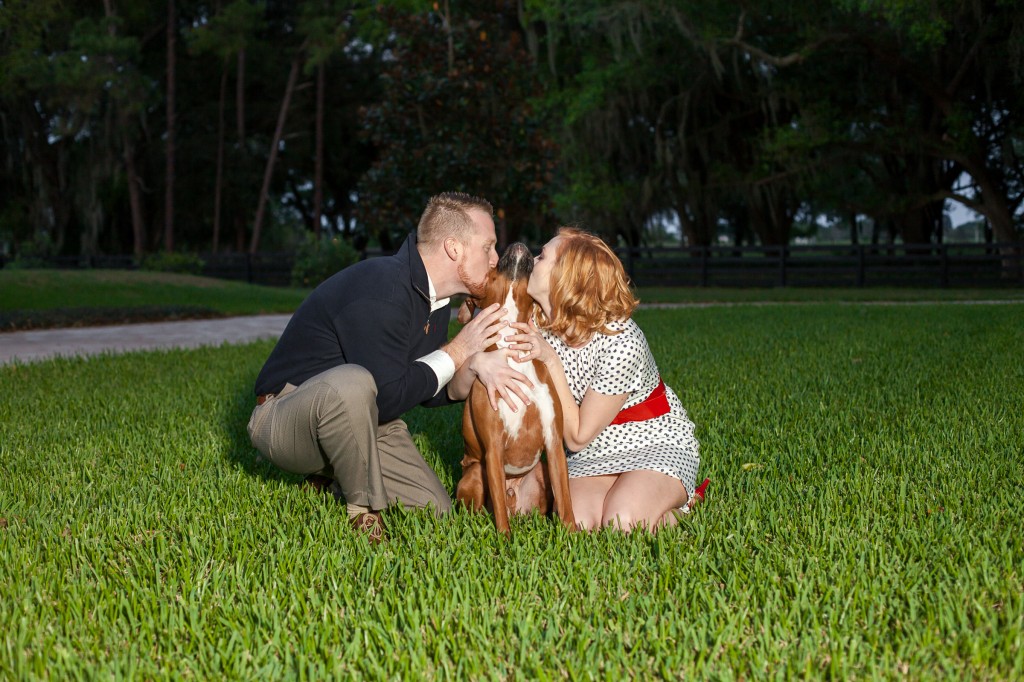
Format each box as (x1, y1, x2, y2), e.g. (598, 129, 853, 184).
(248, 192, 532, 542)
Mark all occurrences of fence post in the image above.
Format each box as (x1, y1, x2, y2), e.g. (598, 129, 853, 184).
(700, 246, 709, 287)
(246, 253, 253, 284)
(778, 246, 787, 287)
(857, 245, 865, 287)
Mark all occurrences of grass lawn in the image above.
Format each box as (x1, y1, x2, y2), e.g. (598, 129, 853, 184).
(0, 269, 308, 322)
(1, 302, 1022, 678)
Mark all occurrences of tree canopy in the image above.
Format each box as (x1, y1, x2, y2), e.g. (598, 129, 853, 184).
(0, 0, 1020, 259)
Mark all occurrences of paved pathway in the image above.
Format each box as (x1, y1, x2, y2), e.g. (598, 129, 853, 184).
(2, 298, 1020, 367)
(0, 314, 292, 366)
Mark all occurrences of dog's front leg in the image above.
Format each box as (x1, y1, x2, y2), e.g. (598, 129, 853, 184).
(546, 450, 576, 531)
(483, 444, 512, 537)
(546, 418, 577, 531)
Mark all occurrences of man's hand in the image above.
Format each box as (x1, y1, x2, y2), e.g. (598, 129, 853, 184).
(443, 302, 505, 368)
(469, 350, 535, 412)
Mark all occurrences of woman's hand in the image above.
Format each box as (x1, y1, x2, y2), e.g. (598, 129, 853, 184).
(507, 320, 556, 365)
(509, 319, 627, 452)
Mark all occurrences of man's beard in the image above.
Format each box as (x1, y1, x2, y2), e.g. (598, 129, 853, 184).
(459, 261, 487, 298)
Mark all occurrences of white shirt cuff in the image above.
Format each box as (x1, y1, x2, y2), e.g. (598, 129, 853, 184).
(417, 350, 456, 396)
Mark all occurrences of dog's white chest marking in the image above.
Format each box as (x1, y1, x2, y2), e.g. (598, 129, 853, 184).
(495, 289, 557, 460)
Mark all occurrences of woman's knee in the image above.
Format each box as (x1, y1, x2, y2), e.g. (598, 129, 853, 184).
(571, 498, 604, 531)
(601, 506, 651, 533)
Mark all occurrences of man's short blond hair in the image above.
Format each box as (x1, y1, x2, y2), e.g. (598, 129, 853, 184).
(417, 192, 494, 247)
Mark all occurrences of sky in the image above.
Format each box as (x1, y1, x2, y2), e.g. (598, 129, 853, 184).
(946, 199, 981, 227)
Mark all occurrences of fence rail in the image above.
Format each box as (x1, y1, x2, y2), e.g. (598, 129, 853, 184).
(616, 242, 1024, 288)
(2, 242, 1022, 288)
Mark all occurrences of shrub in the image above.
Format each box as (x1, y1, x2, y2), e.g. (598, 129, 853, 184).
(290, 233, 360, 287)
(141, 251, 206, 275)
(7, 232, 56, 269)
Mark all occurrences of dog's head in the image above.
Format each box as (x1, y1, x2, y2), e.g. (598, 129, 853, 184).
(458, 242, 535, 324)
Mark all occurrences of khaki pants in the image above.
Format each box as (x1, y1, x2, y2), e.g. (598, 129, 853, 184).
(247, 364, 451, 514)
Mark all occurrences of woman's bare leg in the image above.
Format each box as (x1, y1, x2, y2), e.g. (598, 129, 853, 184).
(568, 474, 616, 530)
(600, 470, 688, 533)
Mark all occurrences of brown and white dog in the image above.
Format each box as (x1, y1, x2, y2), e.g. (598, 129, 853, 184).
(456, 242, 576, 536)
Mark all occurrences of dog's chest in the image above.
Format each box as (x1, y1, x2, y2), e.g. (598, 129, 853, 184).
(495, 289, 557, 449)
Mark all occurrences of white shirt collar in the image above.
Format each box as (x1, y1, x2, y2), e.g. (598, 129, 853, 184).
(426, 274, 450, 313)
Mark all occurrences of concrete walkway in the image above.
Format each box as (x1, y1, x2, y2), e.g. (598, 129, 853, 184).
(0, 314, 292, 366)
(2, 298, 1020, 367)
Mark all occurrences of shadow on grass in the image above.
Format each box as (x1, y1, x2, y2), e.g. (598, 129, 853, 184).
(218, 381, 295, 485)
(404, 403, 466, 495)
(217, 377, 467, 493)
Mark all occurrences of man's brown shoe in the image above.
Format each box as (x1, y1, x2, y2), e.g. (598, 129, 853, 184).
(351, 511, 386, 545)
(304, 475, 345, 503)
(303, 474, 334, 494)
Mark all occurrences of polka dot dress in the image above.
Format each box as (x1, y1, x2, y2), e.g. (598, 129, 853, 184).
(542, 318, 701, 498)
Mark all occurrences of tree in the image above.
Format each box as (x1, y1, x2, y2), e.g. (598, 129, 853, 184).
(164, 0, 176, 252)
(187, 0, 264, 252)
(519, 1, 808, 246)
(249, 40, 306, 254)
(524, 0, 1023, 253)
(355, 1, 558, 249)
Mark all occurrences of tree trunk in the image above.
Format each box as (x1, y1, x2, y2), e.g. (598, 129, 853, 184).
(747, 184, 794, 246)
(968, 165, 1021, 277)
(164, 0, 177, 252)
(124, 135, 146, 261)
(235, 48, 247, 251)
(213, 57, 228, 252)
(32, 133, 72, 254)
(964, 159, 1018, 244)
(313, 61, 325, 239)
(250, 49, 304, 254)
(103, 0, 144, 260)
(443, 0, 454, 75)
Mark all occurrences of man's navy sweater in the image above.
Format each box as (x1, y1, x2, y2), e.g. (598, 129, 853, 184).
(254, 234, 457, 423)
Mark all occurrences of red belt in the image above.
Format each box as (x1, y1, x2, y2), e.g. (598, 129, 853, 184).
(610, 378, 669, 425)
(256, 393, 275, 406)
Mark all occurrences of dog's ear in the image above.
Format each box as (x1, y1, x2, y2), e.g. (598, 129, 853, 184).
(457, 298, 476, 325)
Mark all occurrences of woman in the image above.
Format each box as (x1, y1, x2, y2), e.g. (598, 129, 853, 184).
(509, 227, 701, 532)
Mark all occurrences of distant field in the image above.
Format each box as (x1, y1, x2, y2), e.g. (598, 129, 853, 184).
(2, 268, 1021, 321)
(0, 269, 308, 315)
(636, 285, 1024, 303)
(1, 303, 1021, 678)
(0, 269, 309, 329)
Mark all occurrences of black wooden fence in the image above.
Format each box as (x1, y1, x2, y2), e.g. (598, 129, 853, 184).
(616, 242, 1024, 288)
(2, 242, 1022, 288)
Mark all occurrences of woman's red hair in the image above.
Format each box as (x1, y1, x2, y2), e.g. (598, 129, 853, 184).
(535, 227, 638, 346)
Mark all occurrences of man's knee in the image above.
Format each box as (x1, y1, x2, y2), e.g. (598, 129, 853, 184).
(428, 496, 453, 517)
(318, 364, 377, 400)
